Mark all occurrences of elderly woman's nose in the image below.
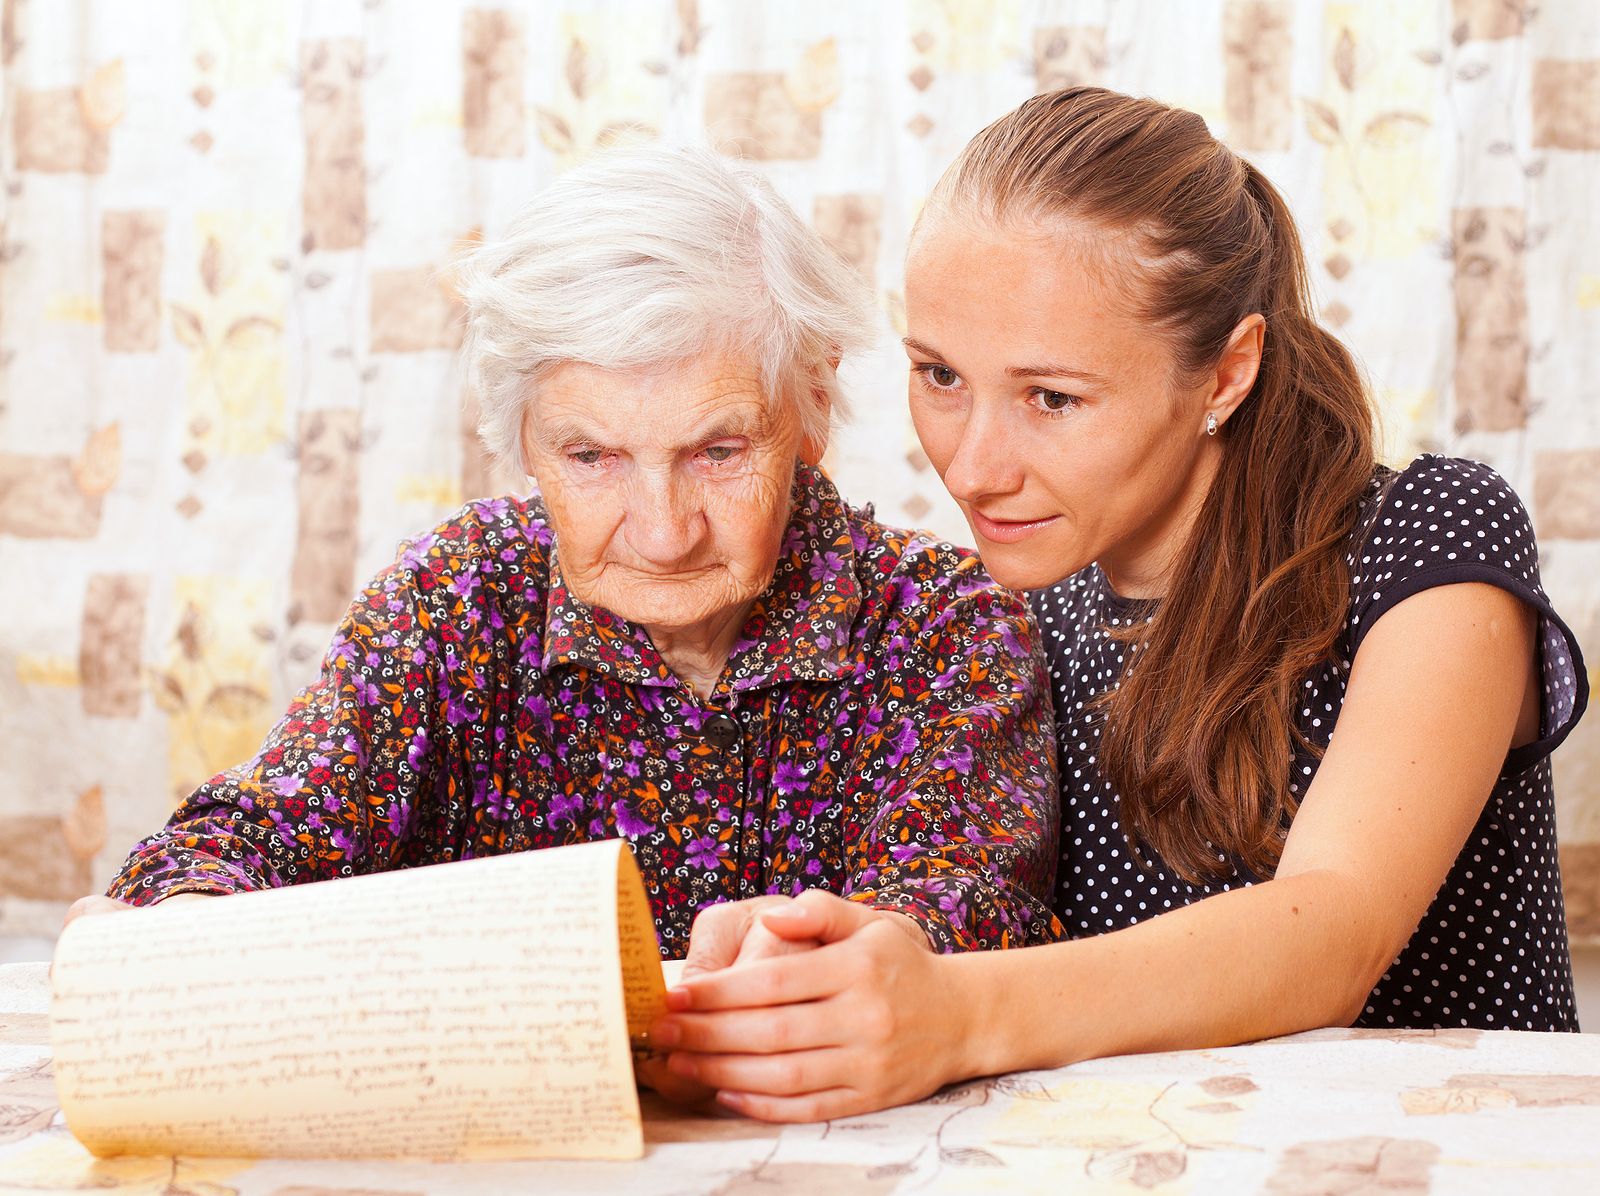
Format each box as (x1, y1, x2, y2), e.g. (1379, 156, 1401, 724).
(623, 477, 706, 565)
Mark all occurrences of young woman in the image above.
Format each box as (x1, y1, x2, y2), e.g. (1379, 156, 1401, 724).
(647, 87, 1589, 1120)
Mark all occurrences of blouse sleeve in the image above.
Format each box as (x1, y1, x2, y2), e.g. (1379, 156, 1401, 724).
(842, 570, 1063, 952)
(105, 557, 450, 905)
(1347, 455, 1588, 772)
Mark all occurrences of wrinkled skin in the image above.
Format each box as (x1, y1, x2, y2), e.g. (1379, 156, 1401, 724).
(523, 352, 824, 695)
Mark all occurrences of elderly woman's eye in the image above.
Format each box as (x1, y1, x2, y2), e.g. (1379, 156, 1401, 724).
(703, 444, 739, 463)
(570, 448, 604, 466)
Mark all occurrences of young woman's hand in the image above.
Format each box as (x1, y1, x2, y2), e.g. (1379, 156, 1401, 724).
(640, 894, 829, 1107)
(649, 890, 973, 1122)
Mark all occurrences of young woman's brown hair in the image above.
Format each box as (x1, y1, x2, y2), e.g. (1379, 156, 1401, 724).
(933, 87, 1377, 882)
(654, 85, 1579, 1125)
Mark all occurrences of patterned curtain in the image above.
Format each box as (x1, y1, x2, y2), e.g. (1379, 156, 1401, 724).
(1, 0, 1596, 944)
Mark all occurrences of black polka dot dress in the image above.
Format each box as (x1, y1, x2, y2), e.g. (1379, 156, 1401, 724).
(1029, 456, 1587, 1031)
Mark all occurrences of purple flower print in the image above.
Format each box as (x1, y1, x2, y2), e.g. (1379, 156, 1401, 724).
(612, 799, 653, 838)
(548, 790, 585, 827)
(809, 550, 845, 583)
(885, 717, 920, 769)
(405, 728, 431, 772)
(397, 535, 436, 572)
(935, 741, 974, 775)
(686, 837, 721, 870)
(773, 759, 810, 796)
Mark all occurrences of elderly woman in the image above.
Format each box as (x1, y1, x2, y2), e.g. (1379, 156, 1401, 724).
(70, 146, 1058, 973)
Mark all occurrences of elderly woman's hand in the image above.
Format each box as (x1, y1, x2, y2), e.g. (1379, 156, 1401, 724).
(52, 893, 217, 979)
(679, 896, 823, 980)
(61, 895, 137, 927)
(61, 891, 215, 928)
(648, 892, 957, 1122)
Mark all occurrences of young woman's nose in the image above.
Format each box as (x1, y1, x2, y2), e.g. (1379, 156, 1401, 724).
(939, 399, 1024, 506)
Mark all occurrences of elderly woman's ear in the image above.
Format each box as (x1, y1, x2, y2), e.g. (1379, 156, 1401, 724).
(798, 355, 841, 467)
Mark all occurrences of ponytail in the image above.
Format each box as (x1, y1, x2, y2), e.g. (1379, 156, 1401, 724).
(942, 89, 1376, 880)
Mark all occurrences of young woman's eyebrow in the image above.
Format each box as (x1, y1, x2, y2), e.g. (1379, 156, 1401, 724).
(1004, 361, 1112, 385)
(905, 336, 1110, 387)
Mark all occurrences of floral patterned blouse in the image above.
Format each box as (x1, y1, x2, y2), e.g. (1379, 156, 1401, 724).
(108, 464, 1060, 956)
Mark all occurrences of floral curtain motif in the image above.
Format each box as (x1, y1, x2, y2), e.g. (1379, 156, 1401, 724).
(0, 0, 1594, 946)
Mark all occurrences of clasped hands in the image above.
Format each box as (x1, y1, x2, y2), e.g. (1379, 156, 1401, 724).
(639, 891, 971, 1123)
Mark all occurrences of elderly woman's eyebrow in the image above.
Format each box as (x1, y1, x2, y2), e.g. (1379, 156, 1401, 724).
(696, 412, 765, 443)
(536, 417, 604, 447)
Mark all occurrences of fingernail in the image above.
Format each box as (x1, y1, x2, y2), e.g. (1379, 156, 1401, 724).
(667, 1053, 697, 1078)
(651, 1020, 681, 1048)
(665, 987, 692, 1012)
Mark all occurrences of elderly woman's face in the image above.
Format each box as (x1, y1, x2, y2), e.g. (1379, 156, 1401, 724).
(521, 351, 807, 635)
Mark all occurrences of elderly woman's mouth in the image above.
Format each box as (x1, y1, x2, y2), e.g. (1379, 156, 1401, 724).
(611, 563, 724, 581)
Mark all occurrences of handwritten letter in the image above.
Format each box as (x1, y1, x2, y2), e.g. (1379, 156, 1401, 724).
(50, 839, 667, 1161)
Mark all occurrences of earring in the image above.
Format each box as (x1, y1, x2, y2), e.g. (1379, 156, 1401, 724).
(1205, 413, 1219, 436)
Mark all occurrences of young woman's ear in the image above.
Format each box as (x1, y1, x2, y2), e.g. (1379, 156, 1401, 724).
(1203, 313, 1265, 435)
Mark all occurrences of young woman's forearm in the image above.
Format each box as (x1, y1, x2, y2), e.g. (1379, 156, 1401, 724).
(951, 868, 1392, 1076)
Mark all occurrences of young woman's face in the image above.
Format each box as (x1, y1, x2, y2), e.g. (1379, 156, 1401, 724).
(904, 214, 1232, 597)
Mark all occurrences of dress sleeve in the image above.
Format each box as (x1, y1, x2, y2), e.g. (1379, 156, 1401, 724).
(105, 558, 450, 904)
(1347, 456, 1588, 772)
(842, 572, 1063, 952)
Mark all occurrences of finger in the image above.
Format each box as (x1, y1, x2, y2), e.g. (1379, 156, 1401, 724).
(760, 891, 878, 944)
(717, 1086, 866, 1124)
(730, 924, 820, 967)
(653, 997, 845, 1056)
(668, 1046, 856, 1097)
(680, 902, 761, 981)
(755, 905, 830, 942)
(682, 898, 800, 981)
(669, 940, 852, 1012)
(635, 1055, 718, 1108)
(61, 895, 133, 928)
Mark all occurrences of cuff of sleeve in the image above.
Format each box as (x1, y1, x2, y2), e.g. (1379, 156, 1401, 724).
(106, 853, 262, 906)
(849, 888, 968, 953)
(848, 881, 1060, 953)
(1349, 563, 1590, 774)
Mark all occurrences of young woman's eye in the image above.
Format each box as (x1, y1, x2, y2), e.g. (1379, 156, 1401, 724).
(914, 363, 963, 391)
(1032, 389, 1081, 414)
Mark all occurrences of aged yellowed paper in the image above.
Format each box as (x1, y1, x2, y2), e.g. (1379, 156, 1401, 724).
(49, 839, 666, 1161)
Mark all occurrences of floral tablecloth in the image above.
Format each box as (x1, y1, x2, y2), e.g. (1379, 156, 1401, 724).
(1, 962, 1597, 1194)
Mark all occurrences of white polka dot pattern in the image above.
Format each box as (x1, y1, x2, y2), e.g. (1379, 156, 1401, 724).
(1028, 455, 1587, 1032)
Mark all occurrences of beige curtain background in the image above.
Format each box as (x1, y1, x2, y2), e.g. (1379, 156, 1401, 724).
(1, 0, 1597, 947)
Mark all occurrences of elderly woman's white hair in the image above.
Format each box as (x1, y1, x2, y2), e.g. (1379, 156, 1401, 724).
(457, 145, 878, 474)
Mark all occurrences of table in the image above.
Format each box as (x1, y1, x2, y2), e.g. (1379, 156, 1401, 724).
(2, 961, 1597, 1193)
